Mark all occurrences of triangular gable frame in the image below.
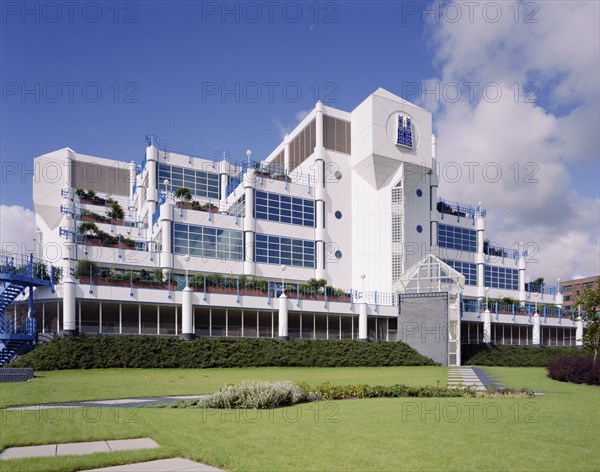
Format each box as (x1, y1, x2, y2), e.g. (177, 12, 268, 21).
(395, 254, 465, 294)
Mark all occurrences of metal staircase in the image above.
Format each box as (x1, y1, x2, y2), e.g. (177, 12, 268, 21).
(0, 252, 55, 366)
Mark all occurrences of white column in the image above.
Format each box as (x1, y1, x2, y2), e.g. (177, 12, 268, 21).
(243, 166, 256, 276)
(181, 287, 194, 340)
(62, 240, 77, 335)
(482, 308, 491, 343)
(430, 135, 439, 248)
(278, 293, 289, 339)
(532, 312, 541, 346)
(476, 215, 485, 303)
(160, 202, 173, 276)
(146, 143, 158, 217)
(576, 317, 584, 348)
(555, 278, 564, 307)
(518, 242, 527, 305)
(219, 159, 229, 212)
(314, 101, 326, 280)
(62, 279, 77, 335)
(358, 301, 368, 341)
(314, 158, 325, 280)
(129, 160, 136, 198)
(283, 134, 290, 171)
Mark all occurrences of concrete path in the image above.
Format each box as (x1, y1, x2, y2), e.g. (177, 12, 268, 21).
(85, 458, 223, 471)
(447, 367, 487, 392)
(0, 438, 159, 460)
(7, 395, 204, 410)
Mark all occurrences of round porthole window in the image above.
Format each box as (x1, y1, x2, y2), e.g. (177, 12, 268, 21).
(335, 250, 342, 259)
(334, 171, 342, 180)
(416, 189, 423, 197)
(416, 225, 423, 233)
(335, 211, 342, 219)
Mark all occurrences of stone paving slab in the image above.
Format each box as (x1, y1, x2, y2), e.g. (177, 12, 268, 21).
(0, 438, 159, 460)
(107, 439, 159, 452)
(57, 441, 111, 456)
(85, 458, 223, 471)
(0, 444, 56, 460)
(7, 396, 205, 411)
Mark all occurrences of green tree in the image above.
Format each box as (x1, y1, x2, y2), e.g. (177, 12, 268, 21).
(174, 187, 193, 204)
(575, 282, 600, 362)
(78, 222, 99, 235)
(108, 202, 124, 220)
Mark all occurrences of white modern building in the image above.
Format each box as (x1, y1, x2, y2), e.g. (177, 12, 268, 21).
(0, 88, 582, 366)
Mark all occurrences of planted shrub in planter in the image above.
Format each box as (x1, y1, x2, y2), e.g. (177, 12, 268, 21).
(75, 260, 97, 278)
(107, 202, 125, 222)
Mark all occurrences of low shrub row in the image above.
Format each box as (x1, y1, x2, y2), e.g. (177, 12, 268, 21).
(172, 380, 535, 409)
(11, 336, 437, 370)
(461, 344, 585, 367)
(546, 356, 600, 385)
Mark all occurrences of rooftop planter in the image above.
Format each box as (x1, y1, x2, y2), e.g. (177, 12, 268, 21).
(188, 275, 351, 302)
(77, 222, 136, 249)
(76, 189, 116, 207)
(436, 201, 467, 218)
(174, 187, 219, 213)
(483, 240, 507, 258)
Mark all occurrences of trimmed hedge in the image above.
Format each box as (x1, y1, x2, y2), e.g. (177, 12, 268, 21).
(547, 356, 600, 385)
(462, 344, 587, 367)
(10, 336, 437, 370)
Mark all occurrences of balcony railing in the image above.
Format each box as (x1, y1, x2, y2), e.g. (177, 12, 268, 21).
(437, 197, 486, 220)
(462, 299, 580, 320)
(145, 134, 243, 163)
(73, 270, 398, 308)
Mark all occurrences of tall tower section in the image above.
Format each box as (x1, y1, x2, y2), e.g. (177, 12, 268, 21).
(350, 88, 433, 292)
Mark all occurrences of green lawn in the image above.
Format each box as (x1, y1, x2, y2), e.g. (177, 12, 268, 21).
(0, 367, 598, 471)
(0, 366, 447, 408)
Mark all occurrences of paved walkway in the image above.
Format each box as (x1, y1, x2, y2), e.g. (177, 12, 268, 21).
(7, 395, 204, 410)
(447, 367, 487, 392)
(85, 458, 223, 471)
(0, 438, 159, 460)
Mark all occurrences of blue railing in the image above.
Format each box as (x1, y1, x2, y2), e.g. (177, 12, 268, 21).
(437, 197, 486, 220)
(145, 134, 243, 163)
(226, 161, 248, 196)
(462, 299, 568, 319)
(0, 252, 52, 282)
(152, 194, 166, 228)
(0, 317, 36, 336)
(80, 272, 398, 307)
(526, 283, 557, 295)
(485, 243, 520, 261)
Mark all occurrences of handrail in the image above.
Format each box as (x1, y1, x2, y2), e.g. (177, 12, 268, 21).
(145, 134, 244, 163)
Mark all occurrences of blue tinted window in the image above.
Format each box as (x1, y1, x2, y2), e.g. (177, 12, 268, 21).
(484, 265, 519, 290)
(254, 233, 315, 268)
(173, 223, 243, 261)
(438, 224, 477, 252)
(255, 191, 314, 227)
(158, 164, 220, 199)
(443, 259, 477, 286)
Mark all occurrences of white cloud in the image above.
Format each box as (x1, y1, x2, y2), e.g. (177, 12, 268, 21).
(426, 1, 600, 282)
(273, 109, 313, 139)
(0, 205, 36, 254)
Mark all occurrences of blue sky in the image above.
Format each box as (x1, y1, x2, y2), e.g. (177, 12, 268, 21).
(1, 1, 599, 280)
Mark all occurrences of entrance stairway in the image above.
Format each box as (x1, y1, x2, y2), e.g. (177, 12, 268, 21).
(0, 253, 54, 366)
